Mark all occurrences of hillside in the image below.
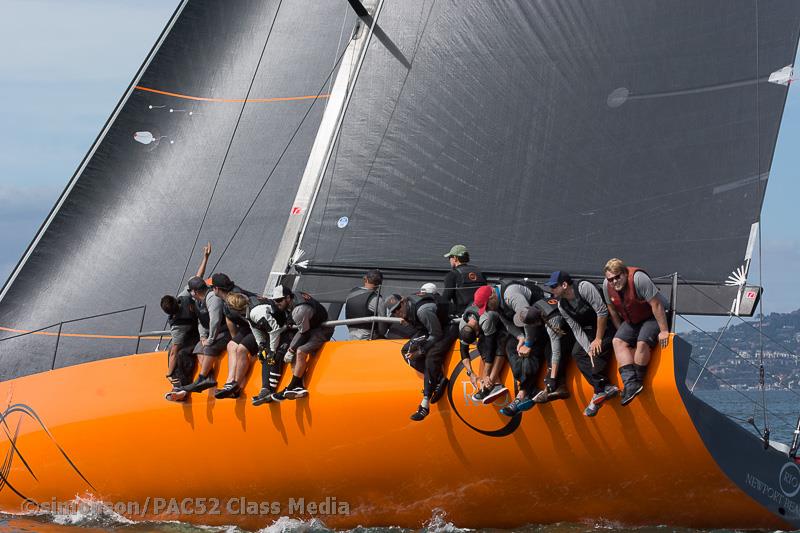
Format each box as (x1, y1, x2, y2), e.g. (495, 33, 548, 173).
(681, 309, 800, 390)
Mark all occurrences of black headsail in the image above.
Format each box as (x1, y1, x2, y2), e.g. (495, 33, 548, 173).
(296, 1, 800, 308)
(0, 0, 357, 380)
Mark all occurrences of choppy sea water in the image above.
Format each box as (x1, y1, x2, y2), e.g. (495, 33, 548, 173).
(2, 391, 798, 533)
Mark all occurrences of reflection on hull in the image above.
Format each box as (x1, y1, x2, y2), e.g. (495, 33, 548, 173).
(0, 336, 790, 530)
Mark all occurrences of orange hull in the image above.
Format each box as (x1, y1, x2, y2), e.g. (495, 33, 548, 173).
(0, 335, 788, 529)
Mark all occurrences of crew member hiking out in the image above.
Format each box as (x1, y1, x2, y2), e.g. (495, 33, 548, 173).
(603, 258, 670, 406)
(547, 271, 619, 417)
(458, 291, 509, 406)
(442, 245, 486, 316)
(271, 288, 334, 401)
(226, 287, 294, 406)
(387, 291, 457, 421)
(160, 290, 200, 402)
(344, 269, 387, 340)
(505, 296, 574, 415)
(209, 273, 259, 399)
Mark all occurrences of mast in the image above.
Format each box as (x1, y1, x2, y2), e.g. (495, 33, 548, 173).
(264, 0, 383, 294)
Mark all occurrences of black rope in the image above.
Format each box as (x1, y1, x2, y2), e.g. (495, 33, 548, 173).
(173, 0, 284, 293)
(210, 33, 355, 273)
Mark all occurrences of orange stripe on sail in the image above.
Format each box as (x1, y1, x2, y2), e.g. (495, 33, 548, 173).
(0, 326, 163, 341)
(134, 85, 330, 103)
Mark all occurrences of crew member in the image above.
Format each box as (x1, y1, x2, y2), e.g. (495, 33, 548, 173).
(226, 288, 294, 406)
(182, 271, 231, 394)
(344, 269, 387, 340)
(546, 271, 619, 417)
(458, 295, 508, 405)
(387, 291, 457, 421)
(210, 273, 259, 399)
(272, 288, 334, 401)
(160, 291, 199, 402)
(441, 245, 487, 316)
(602, 258, 670, 405)
(506, 296, 574, 415)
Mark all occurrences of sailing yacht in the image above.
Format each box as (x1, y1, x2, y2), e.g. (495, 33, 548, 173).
(1, 0, 799, 529)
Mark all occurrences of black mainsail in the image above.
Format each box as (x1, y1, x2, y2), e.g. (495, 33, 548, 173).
(0, 0, 357, 380)
(297, 1, 800, 289)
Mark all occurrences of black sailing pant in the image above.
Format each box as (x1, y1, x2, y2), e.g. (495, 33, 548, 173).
(506, 329, 544, 396)
(405, 324, 458, 397)
(173, 332, 200, 386)
(572, 328, 614, 394)
(259, 330, 293, 391)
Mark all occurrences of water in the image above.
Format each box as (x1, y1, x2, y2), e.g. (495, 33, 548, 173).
(2, 392, 798, 533)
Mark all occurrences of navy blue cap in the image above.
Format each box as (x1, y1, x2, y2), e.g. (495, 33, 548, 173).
(545, 271, 571, 288)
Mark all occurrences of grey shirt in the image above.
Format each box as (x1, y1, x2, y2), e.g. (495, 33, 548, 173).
(416, 302, 443, 343)
(170, 288, 194, 346)
(347, 288, 387, 340)
(559, 281, 608, 354)
(497, 284, 537, 342)
(195, 289, 226, 342)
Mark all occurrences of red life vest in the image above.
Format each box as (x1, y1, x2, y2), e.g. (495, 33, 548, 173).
(606, 267, 654, 325)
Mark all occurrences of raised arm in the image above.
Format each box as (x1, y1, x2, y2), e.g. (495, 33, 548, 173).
(195, 242, 212, 278)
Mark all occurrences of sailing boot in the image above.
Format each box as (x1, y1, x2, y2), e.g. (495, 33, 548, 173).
(252, 388, 275, 406)
(620, 364, 643, 406)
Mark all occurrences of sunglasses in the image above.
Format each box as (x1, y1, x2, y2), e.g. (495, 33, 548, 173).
(606, 273, 623, 283)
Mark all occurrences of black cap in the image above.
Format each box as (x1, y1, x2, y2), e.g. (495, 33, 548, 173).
(514, 306, 543, 328)
(187, 276, 207, 291)
(210, 273, 235, 291)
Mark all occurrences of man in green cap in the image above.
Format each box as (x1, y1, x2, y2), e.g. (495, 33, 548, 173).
(442, 244, 487, 316)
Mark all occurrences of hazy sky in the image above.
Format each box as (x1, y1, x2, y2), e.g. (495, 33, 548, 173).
(0, 1, 798, 333)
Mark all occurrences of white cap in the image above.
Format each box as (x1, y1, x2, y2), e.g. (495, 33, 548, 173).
(271, 285, 288, 299)
(420, 282, 437, 294)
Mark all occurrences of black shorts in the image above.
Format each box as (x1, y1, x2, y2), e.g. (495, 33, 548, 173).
(614, 319, 660, 348)
(294, 327, 335, 355)
(233, 331, 258, 355)
(193, 332, 231, 356)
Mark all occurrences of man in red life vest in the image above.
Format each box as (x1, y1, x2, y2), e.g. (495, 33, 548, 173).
(602, 258, 670, 406)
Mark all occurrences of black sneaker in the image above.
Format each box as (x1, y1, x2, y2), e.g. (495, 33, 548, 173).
(184, 375, 217, 393)
(271, 390, 286, 402)
(621, 382, 644, 406)
(251, 388, 274, 406)
(410, 405, 429, 421)
(214, 383, 240, 399)
(429, 377, 449, 404)
(283, 386, 308, 400)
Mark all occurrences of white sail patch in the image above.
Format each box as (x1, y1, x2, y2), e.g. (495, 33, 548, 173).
(133, 131, 157, 145)
(337, 216, 349, 228)
(769, 65, 794, 86)
(607, 87, 629, 108)
(712, 172, 769, 195)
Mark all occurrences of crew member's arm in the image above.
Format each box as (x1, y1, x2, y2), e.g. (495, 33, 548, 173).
(546, 325, 561, 380)
(579, 281, 608, 357)
(562, 310, 592, 354)
(288, 306, 312, 352)
(195, 242, 211, 278)
(441, 270, 458, 314)
(371, 295, 389, 338)
(205, 294, 223, 344)
(603, 281, 623, 330)
(417, 304, 443, 352)
(634, 271, 671, 348)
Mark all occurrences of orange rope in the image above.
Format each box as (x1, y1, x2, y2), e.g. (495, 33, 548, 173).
(135, 85, 330, 103)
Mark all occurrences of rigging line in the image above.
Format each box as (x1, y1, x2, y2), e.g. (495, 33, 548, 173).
(133, 86, 329, 103)
(330, 0, 438, 263)
(174, 0, 284, 295)
(210, 43, 353, 273)
(678, 313, 800, 402)
(689, 313, 735, 392)
(754, 0, 769, 441)
(676, 274, 800, 360)
(684, 350, 794, 429)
